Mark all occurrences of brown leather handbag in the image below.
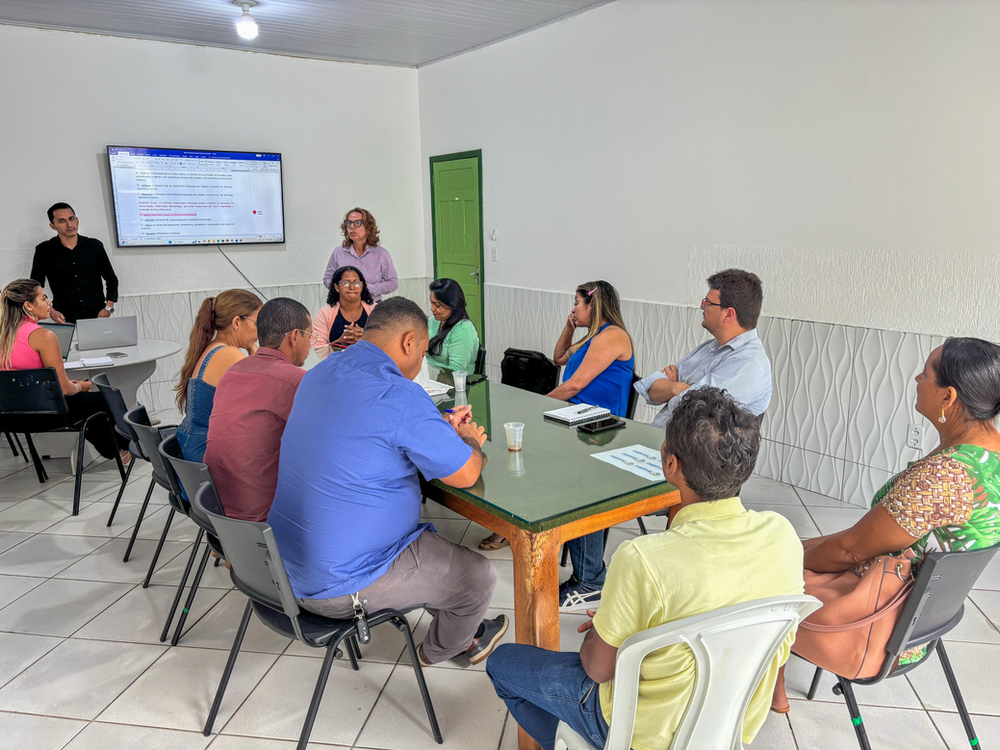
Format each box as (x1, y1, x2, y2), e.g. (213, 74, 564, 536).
(793, 553, 914, 679)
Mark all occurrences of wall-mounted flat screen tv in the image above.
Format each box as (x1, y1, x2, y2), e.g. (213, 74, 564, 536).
(107, 146, 284, 247)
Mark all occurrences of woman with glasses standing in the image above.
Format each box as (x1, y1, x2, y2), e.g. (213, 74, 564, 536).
(175, 289, 263, 462)
(322, 208, 398, 301)
(312, 266, 375, 360)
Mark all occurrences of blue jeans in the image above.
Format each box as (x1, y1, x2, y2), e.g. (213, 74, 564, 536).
(486, 644, 609, 750)
(568, 531, 607, 589)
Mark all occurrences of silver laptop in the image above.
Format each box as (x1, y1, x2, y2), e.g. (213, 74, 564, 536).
(38, 321, 76, 360)
(76, 315, 139, 350)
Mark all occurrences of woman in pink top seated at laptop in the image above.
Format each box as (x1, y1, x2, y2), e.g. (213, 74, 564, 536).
(0, 278, 129, 462)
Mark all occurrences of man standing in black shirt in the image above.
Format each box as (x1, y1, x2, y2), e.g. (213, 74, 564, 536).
(30, 202, 119, 324)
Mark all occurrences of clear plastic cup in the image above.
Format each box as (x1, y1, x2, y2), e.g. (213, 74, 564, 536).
(504, 422, 524, 452)
(453, 370, 467, 391)
(506, 450, 525, 476)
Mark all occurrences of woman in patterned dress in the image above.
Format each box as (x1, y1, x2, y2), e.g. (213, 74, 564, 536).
(772, 337, 1000, 713)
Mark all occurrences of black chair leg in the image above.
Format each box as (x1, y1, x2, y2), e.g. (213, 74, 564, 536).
(937, 641, 980, 748)
(397, 615, 444, 744)
(124, 477, 157, 563)
(12, 433, 28, 464)
(161, 528, 205, 642)
(346, 636, 360, 671)
(24, 433, 47, 483)
(143, 505, 175, 587)
(73, 422, 88, 515)
(637, 517, 648, 535)
(171, 542, 212, 646)
(807, 666, 824, 700)
(106, 458, 135, 527)
(297, 643, 340, 750)
(204, 599, 252, 736)
(560, 545, 569, 567)
(5, 432, 20, 458)
(833, 678, 871, 750)
(346, 635, 363, 664)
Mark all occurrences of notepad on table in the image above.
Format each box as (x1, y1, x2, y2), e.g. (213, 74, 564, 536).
(543, 402, 611, 425)
(65, 356, 115, 370)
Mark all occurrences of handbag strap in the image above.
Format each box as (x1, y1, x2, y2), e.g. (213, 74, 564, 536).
(799, 580, 914, 633)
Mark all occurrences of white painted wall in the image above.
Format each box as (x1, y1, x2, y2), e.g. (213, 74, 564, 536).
(418, 0, 1000, 339)
(0, 24, 424, 296)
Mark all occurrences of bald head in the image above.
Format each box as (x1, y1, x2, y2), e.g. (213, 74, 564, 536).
(361, 297, 429, 380)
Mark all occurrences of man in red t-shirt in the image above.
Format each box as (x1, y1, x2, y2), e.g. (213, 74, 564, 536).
(204, 297, 312, 521)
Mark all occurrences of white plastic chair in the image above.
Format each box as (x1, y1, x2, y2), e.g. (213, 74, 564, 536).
(554, 594, 821, 750)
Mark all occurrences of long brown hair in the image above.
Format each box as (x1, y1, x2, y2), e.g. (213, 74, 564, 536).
(340, 207, 380, 249)
(0, 279, 42, 370)
(175, 289, 262, 410)
(570, 280, 630, 354)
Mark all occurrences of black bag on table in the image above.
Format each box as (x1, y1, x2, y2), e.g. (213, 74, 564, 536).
(500, 348, 560, 396)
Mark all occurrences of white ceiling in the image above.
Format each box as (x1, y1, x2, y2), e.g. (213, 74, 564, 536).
(0, 0, 615, 67)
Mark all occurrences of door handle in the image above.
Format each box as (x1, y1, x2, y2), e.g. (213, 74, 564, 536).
(470, 267, 480, 283)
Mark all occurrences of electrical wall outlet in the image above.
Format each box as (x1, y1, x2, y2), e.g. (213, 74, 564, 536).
(906, 423, 924, 449)
(491, 246, 498, 262)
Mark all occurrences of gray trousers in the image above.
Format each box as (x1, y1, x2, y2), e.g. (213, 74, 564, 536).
(298, 529, 497, 663)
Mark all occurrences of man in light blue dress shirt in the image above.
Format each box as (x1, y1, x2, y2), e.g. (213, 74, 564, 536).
(635, 269, 772, 427)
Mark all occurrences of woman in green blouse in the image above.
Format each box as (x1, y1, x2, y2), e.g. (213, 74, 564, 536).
(427, 278, 479, 372)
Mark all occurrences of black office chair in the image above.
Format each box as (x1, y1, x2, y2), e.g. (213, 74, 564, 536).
(500, 348, 560, 395)
(625, 371, 641, 420)
(125, 407, 180, 575)
(92, 373, 149, 527)
(474, 346, 487, 377)
(192, 482, 443, 748)
(158, 433, 225, 646)
(801, 546, 998, 750)
(0, 368, 125, 515)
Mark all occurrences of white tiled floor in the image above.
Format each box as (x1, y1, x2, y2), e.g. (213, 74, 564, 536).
(1, 448, 998, 750)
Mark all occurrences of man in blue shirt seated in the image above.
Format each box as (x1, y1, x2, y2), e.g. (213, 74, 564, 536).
(634, 269, 772, 429)
(268, 297, 507, 665)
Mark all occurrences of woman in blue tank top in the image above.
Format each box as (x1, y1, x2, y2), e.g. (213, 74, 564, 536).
(552, 280, 634, 607)
(548, 280, 634, 416)
(479, 281, 635, 573)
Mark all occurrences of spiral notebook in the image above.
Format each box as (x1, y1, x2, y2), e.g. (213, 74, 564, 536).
(543, 403, 611, 425)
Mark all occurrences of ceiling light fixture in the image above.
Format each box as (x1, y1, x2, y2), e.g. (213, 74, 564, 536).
(233, 0, 259, 40)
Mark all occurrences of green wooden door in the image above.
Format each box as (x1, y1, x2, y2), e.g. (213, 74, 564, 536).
(432, 155, 483, 340)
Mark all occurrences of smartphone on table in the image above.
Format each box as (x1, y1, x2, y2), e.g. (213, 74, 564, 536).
(577, 417, 626, 434)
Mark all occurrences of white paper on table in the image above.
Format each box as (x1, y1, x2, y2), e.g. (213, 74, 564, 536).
(590, 444, 665, 481)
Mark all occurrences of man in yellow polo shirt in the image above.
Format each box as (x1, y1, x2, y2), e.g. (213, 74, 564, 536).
(486, 387, 804, 750)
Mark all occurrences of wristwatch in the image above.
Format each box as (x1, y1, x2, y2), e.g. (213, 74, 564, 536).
(105, 305, 115, 315)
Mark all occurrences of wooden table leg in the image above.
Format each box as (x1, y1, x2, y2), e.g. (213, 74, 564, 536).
(509, 528, 559, 750)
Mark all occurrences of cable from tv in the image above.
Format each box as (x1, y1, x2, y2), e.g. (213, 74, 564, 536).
(216, 245, 269, 301)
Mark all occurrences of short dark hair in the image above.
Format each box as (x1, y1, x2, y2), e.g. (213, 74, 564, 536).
(934, 337, 1000, 423)
(256, 297, 310, 349)
(47, 202, 74, 223)
(327, 265, 374, 307)
(663, 387, 760, 501)
(707, 269, 763, 330)
(365, 296, 428, 337)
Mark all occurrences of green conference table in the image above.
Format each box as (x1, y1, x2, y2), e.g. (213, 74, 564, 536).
(420, 373, 679, 659)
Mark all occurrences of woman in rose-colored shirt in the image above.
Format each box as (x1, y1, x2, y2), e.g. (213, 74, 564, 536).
(0, 278, 128, 462)
(312, 266, 375, 360)
(321, 207, 398, 301)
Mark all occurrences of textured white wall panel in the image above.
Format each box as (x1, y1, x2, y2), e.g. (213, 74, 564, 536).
(784, 321, 854, 459)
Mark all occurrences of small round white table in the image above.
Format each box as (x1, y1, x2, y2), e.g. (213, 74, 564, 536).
(66, 338, 182, 408)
